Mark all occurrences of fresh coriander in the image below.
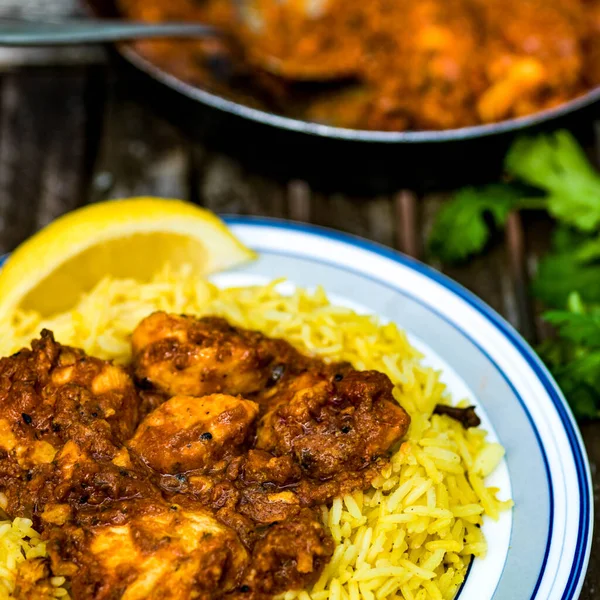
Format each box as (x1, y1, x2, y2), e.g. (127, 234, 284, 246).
(427, 130, 600, 420)
(428, 130, 600, 264)
(506, 130, 600, 231)
(540, 294, 600, 419)
(533, 237, 600, 308)
(428, 185, 522, 263)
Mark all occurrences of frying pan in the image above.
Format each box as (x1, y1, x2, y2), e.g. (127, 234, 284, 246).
(83, 0, 600, 191)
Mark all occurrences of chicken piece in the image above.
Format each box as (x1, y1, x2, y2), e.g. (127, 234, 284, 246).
(236, 487, 300, 524)
(241, 450, 301, 486)
(46, 501, 248, 600)
(0, 332, 252, 600)
(1, 329, 139, 446)
(1, 330, 338, 600)
(0, 330, 141, 520)
(240, 509, 333, 596)
(256, 369, 410, 482)
(129, 394, 259, 475)
(128, 394, 306, 525)
(132, 312, 304, 398)
(132, 313, 410, 503)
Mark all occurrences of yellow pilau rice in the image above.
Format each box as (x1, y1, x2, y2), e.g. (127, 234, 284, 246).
(0, 509, 66, 600)
(0, 268, 513, 600)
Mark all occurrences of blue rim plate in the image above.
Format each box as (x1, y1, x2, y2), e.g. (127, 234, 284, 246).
(211, 216, 592, 600)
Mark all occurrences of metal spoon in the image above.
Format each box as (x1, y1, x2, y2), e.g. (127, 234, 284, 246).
(0, 13, 350, 82)
(0, 18, 219, 45)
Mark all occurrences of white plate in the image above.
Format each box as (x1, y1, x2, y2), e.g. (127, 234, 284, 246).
(216, 216, 593, 600)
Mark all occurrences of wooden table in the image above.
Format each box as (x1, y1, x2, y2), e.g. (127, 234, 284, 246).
(0, 1, 598, 596)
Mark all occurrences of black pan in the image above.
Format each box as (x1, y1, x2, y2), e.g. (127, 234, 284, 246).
(84, 0, 600, 192)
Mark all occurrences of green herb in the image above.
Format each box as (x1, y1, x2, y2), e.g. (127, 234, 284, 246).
(506, 131, 600, 231)
(428, 185, 522, 263)
(532, 230, 600, 308)
(427, 130, 600, 419)
(539, 294, 600, 419)
(428, 130, 600, 263)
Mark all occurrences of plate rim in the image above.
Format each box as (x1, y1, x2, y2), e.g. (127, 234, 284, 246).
(222, 214, 594, 600)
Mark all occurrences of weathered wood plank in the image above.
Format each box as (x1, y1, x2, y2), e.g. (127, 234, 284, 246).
(365, 196, 395, 248)
(418, 193, 445, 272)
(89, 74, 192, 203)
(0, 47, 105, 70)
(287, 180, 311, 223)
(0, 68, 89, 252)
(394, 190, 420, 259)
(505, 212, 535, 341)
(310, 193, 395, 247)
(523, 213, 557, 342)
(0, 0, 105, 68)
(195, 151, 287, 218)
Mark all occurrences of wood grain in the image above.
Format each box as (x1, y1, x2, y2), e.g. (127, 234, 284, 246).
(196, 152, 286, 218)
(89, 75, 191, 203)
(309, 192, 396, 249)
(0, 0, 105, 68)
(0, 68, 89, 252)
(287, 180, 312, 223)
(505, 211, 535, 340)
(395, 190, 420, 258)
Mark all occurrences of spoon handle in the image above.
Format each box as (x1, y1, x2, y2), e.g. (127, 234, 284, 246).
(0, 19, 219, 46)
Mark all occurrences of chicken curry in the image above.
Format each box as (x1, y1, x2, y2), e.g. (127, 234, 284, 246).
(116, 0, 600, 131)
(0, 312, 410, 599)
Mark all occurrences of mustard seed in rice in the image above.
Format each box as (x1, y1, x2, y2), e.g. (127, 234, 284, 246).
(0, 269, 513, 600)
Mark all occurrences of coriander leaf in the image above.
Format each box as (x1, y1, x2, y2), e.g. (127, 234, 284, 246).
(551, 351, 600, 420)
(551, 225, 594, 253)
(552, 374, 600, 420)
(505, 130, 600, 231)
(428, 185, 521, 263)
(532, 237, 600, 308)
(543, 311, 600, 347)
(539, 300, 600, 419)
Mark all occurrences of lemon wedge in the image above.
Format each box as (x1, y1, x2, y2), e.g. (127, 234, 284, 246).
(0, 197, 256, 317)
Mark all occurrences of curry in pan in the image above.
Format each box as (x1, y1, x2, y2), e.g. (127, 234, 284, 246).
(117, 0, 600, 131)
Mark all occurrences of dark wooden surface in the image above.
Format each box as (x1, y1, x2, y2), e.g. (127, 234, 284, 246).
(0, 1, 598, 595)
